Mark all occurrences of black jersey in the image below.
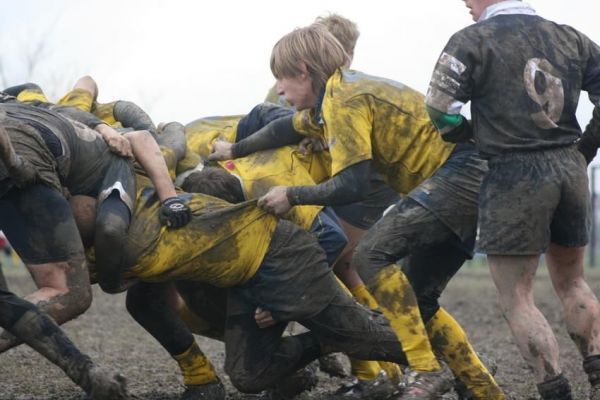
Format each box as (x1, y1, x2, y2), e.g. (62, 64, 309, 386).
(427, 14, 600, 157)
(0, 102, 135, 204)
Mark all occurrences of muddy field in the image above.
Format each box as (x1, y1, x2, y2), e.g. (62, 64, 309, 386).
(0, 260, 598, 400)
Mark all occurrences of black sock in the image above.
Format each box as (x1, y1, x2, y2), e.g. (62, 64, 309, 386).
(537, 374, 572, 400)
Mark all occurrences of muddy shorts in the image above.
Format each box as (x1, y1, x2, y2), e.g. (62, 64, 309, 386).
(407, 143, 487, 247)
(0, 184, 83, 264)
(333, 172, 400, 230)
(229, 220, 335, 322)
(476, 145, 590, 255)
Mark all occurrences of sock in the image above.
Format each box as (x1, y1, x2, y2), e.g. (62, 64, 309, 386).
(426, 308, 504, 399)
(173, 341, 218, 386)
(369, 265, 440, 372)
(350, 283, 402, 383)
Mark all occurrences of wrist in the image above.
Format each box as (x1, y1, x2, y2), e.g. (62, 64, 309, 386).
(286, 187, 302, 206)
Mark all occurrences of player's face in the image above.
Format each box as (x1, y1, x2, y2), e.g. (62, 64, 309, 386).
(463, 0, 488, 21)
(275, 66, 318, 110)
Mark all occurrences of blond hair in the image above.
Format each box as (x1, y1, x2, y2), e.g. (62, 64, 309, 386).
(314, 13, 359, 59)
(270, 24, 349, 94)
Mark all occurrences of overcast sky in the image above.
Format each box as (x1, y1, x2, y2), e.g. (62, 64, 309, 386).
(0, 0, 598, 126)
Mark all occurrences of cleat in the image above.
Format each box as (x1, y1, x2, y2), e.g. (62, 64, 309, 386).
(329, 371, 399, 400)
(180, 380, 226, 400)
(266, 362, 319, 400)
(318, 353, 347, 378)
(85, 365, 129, 400)
(400, 366, 453, 400)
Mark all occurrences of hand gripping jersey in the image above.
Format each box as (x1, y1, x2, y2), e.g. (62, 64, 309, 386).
(293, 69, 455, 195)
(122, 174, 277, 287)
(426, 14, 600, 157)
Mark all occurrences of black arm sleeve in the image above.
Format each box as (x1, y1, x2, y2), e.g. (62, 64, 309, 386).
(52, 105, 104, 128)
(286, 160, 371, 206)
(3, 83, 42, 97)
(113, 100, 157, 133)
(231, 115, 303, 158)
(155, 122, 187, 162)
(442, 118, 473, 143)
(94, 192, 131, 294)
(579, 106, 600, 164)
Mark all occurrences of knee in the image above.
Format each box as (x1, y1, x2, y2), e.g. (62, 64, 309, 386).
(64, 280, 92, 317)
(73, 75, 98, 99)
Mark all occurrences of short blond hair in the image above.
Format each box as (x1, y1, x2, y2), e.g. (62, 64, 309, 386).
(314, 13, 359, 58)
(270, 24, 349, 94)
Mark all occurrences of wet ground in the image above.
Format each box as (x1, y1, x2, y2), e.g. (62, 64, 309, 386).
(0, 259, 598, 400)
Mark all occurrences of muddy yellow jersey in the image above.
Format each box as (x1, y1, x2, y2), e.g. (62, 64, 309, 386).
(123, 174, 277, 287)
(220, 146, 323, 230)
(15, 87, 50, 104)
(293, 69, 455, 195)
(185, 114, 332, 184)
(57, 89, 94, 112)
(185, 115, 241, 159)
(92, 101, 122, 127)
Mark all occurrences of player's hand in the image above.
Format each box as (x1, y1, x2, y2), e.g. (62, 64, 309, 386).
(255, 307, 276, 328)
(208, 140, 233, 161)
(257, 186, 292, 216)
(159, 196, 192, 228)
(298, 137, 327, 154)
(105, 133, 134, 159)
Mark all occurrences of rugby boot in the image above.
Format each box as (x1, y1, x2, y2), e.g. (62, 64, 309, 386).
(181, 380, 226, 400)
(329, 370, 399, 400)
(399, 365, 453, 400)
(318, 353, 348, 378)
(266, 362, 319, 399)
(536, 374, 573, 400)
(84, 365, 129, 400)
(584, 356, 600, 400)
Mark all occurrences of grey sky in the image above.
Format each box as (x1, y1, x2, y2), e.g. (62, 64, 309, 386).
(0, 0, 598, 126)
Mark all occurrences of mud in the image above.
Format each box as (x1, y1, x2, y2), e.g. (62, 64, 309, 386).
(0, 262, 598, 399)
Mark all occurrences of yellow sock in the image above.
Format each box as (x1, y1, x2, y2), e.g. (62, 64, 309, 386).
(173, 341, 218, 386)
(370, 265, 440, 372)
(350, 283, 403, 383)
(426, 308, 505, 399)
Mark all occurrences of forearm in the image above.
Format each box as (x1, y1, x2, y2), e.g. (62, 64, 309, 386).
(124, 130, 176, 201)
(113, 101, 156, 133)
(232, 115, 303, 158)
(287, 160, 371, 206)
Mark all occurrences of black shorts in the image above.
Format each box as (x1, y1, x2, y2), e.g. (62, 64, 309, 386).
(230, 220, 335, 322)
(0, 184, 83, 264)
(333, 173, 400, 230)
(477, 145, 590, 255)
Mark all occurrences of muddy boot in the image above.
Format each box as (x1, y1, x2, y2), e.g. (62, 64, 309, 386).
(10, 309, 129, 399)
(83, 365, 129, 400)
(536, 374, 572, 400)
(330, 371, 399, 400)
(181, 380, 226, 400)
(399, 365, 453, 400)
(319, 353, 348, 378)
(266, 362, 319, 399)
(584, 355, 600, 400)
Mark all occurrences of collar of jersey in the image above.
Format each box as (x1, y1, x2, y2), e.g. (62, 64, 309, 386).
(314, 87, 326, 126)
(478, 1, 536, 22)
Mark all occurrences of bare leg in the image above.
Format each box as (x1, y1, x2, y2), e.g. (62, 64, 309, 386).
(546, 244, 600, 357)
(488, 254, 561, 382)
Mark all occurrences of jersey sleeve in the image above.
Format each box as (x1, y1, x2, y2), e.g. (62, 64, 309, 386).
(324, 95, 373, 176)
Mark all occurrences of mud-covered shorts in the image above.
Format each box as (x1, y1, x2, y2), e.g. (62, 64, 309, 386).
(476, 145, 590, 255)
(0, 184, 83, 264)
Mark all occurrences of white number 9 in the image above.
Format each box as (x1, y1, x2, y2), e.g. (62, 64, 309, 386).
(524, 58, 565, 129)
